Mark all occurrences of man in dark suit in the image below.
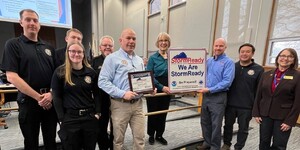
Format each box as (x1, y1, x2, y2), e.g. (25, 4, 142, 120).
(91, 35, 114, 150)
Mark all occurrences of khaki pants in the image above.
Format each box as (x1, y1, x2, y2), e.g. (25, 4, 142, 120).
(110, 99, 145, 150)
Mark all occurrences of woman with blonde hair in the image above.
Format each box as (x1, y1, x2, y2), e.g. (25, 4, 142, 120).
(51, 42, 101, 150)
(146, 32, 172, 145)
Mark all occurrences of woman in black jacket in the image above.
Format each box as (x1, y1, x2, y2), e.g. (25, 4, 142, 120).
(51, 42, 101, 150)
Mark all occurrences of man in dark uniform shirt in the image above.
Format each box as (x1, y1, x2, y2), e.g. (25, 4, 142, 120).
(222, 43, 264, 150)
(55, 28, 83, 67)
(91, 35, 114, 150)
(1, 9, 57, 150)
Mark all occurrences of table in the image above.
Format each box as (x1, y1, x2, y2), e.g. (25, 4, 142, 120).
(0, 84, 17, 129)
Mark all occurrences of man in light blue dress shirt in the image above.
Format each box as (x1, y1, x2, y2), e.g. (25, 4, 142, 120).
(98, 28, 146, 150)
(197, 38, 235, 150)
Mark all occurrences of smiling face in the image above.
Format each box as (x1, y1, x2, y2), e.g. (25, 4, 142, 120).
(99, 37, 114, 57)
(213, 38, 227, 56)
(239, 46, 254, 63)
(119, 29, 136, 55)
(276, 49, 295, 69)
(158, 35, 170, 52)
(19, 10, 40, 38)
(68, 43, 84, 65)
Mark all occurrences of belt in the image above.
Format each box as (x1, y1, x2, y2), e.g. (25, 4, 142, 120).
(66, 108, 94, 116)
(39, 88, 51, 94)
(204, 91, 226, 96)
(111, 98, 139, 104)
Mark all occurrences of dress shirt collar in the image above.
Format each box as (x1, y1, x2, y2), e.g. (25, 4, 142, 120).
(213, 53, 226, 60)
(119, 48, 136, 58)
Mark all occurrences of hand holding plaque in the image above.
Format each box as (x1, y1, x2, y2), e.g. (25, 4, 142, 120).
(128, 71, 155, 94)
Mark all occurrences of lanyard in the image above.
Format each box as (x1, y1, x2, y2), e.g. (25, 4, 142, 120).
(273, 72, 285, 88)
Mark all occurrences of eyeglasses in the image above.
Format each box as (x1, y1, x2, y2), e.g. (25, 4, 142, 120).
(159, 40, 169, 43)
(101, 44, 113, 48)
(279, 55, 294, 60)
(68, 50, 84, 55)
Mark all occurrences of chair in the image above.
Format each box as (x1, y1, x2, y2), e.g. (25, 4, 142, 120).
(0, 89, 18, 129)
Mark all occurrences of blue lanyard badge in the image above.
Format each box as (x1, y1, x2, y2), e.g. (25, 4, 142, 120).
(273, 73, 285, 88)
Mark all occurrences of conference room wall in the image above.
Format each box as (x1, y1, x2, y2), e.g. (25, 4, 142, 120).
(0, 21, 68, 65)
(0, 22, 14, 66)
(91, 0, 274, 65)
(0, 0, 92, 64)
(91, 0, 147, 57)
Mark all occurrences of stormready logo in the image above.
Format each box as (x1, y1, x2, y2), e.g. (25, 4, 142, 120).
(171, 52, 204, 64)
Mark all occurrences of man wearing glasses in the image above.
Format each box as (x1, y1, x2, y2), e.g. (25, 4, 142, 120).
(91, 35, 114, 150)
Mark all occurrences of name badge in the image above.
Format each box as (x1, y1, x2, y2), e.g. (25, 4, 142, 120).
(283, 76, 293, 80)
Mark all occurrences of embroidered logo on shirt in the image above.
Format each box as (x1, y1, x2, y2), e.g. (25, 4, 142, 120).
(248, 69, 255, 75)
(45, 49, 52, 56)
(84, 76, 92, 84)
(98, 65, 102, 69)
(121, 60, 128, 65)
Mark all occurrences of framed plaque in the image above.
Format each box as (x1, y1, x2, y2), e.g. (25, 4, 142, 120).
(128, 71, 155, 93)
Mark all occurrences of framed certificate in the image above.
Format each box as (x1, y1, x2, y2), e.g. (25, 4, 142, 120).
(128, 71, 155, 93)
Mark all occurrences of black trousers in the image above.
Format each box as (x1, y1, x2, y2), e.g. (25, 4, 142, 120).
(97, 90, 113, 150)
(146, 76, 170, 138)
(18, 98, 58, 150)
(259, 117, 292, 150)
(146, 95, 170, 137)
(59, 112, 99, 150)
(223, 106, 252, 149)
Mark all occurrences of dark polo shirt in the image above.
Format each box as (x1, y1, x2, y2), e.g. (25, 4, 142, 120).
(1, 34, 55, 91)
(55, 46, 66, 67)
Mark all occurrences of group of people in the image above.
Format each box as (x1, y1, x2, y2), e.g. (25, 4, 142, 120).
(196, 39, 300, 150)
(1, 8, 300, 150)
(0, 9, 115, 150)
(0, 8, 160, 150)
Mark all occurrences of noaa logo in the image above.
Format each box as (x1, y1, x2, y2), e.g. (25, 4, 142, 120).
(248, 70, 255, 76)
(199, 80, 203, 85)
(121, 60, 128, 65)
(171, 81, 177, 87)
(45, 49, 52, 56)
(84, 76, 92, 84)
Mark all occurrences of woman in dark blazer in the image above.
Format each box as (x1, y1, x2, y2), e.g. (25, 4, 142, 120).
(252, 48, 300, 150)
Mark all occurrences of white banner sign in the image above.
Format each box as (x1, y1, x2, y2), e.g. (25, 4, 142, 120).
(168, 49, 207, 92)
